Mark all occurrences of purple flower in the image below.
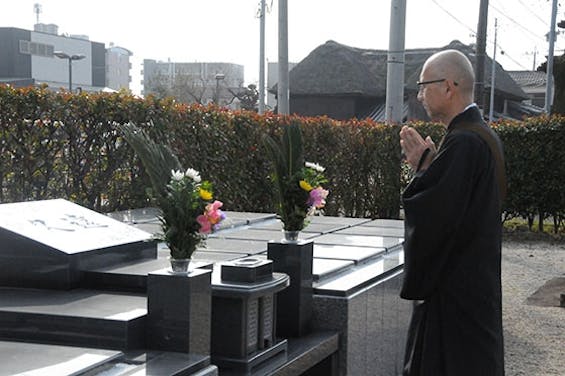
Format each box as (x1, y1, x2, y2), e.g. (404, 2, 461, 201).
(307, 187, 329, 208)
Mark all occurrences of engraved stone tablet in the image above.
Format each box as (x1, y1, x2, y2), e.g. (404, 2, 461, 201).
(0, 199, 155, 289)
(0, 199, 151, 253)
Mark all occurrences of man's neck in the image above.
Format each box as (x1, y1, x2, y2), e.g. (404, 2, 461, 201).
(442, 102, 475, 127)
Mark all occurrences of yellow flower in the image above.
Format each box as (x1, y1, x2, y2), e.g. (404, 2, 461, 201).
(199, 188, 213, 201)
(299, 180, 313, 191)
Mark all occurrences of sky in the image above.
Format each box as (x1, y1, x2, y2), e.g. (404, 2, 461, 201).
(1, 0, 563, 95)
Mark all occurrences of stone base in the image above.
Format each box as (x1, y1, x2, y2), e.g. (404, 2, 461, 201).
(146, 268, 212, 355)
(212, 339, 287, 375)
(267, 240, 313, 338)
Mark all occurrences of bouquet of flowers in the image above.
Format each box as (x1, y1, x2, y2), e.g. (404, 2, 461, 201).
(119, 122, 225, 260)
(264, 123, 329, 232)
(160, 168, 225, 259)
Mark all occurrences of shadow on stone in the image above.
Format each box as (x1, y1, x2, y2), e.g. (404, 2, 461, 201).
(525, 276, 565, 307)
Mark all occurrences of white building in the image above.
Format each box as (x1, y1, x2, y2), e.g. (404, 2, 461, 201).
(0, 24, 131, 93)
(142, 60, 244, 108)
(106, 44, 133, 91)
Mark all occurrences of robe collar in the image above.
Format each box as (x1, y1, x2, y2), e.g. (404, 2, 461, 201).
(447, 104, 483, 132)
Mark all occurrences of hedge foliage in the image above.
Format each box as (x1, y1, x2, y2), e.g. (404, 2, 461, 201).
(493, 115, 565, 232)
(1, 85, 564, 232)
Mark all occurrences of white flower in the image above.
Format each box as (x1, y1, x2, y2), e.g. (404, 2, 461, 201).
(171, 169, 184, 181)
(305, 161, 325, 173)
(185, 168, 201, 183)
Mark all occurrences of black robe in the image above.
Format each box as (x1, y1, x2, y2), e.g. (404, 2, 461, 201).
(401, 106, 505, 376)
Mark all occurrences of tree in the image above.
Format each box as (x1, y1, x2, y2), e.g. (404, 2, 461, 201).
(147, 73, 212, 104)
(537, 54, 565, 114)
(228, 84, 259, 111)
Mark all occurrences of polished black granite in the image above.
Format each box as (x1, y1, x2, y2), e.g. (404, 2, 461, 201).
(268, 240, 314, 338)
(105, 207, 161, 224)
(0, 199, 156, 289)
(146, 268, 212, 355)
(212, 262, 291, 373)
(156, 242, 248, 264)
(192, 250, 248, 263)
(219, 331, 339, 376)
(220, 211, 277, 228)
(314, 250, 404, 296)
(1, 204, 408, 376)
(212, 228, 319, 242)
(81, 258, 213, 292)
(271, 331, 339, 376)
(334, 225, 405, 237)
(314, 233, 403, 249)
(0, 340, 123, 375)
(313, 244, 385, 264)
(312, 258, 355, 282)
(220, 258, 274, 283)
(199, 237, 268, 254)
(308, 216, 373, 226)
(0, 340, 217, 376)
(0, 287, 146, 350)
(249, 218, 349, 235)
(361, 218, 405, 228)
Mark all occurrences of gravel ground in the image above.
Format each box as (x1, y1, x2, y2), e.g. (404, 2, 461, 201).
(501, 240, 565, 375)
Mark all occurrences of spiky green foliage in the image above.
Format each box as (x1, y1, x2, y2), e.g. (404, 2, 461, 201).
(118, 122, 182, 204)
(264, 122, 309, 231)
(118, 122, 208, 259)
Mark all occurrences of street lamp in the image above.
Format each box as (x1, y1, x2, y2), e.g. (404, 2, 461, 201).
(53, 51, 85, 92)
(214, 73, 225, 104)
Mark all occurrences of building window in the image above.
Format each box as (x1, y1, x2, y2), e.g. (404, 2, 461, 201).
(19, 40, 55, 57)
(19, 40, 30, 54)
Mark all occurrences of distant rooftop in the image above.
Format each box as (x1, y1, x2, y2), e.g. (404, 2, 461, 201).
(507, 71, 547, 88)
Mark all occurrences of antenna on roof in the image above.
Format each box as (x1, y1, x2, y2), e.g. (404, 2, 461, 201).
(33, 3, 42, 24)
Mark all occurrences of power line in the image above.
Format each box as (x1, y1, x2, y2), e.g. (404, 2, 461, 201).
(496, 47, 530, 69)
(515, 0, 549, 27)
(430, 0, 477, 36)
(429, 0, 534, 70)
(489, 3, 547, 43)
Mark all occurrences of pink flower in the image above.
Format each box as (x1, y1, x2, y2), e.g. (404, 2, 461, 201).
(308, 187, 329, 208)
(198, 200, 225, 234)
(197, 214, 212, 234)
(205, 200, 224, 225)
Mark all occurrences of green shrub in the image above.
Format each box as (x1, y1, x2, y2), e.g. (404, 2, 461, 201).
(1, 85, 564, 232)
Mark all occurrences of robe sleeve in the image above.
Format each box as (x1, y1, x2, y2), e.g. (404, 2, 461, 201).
(400, 131, 485, 300)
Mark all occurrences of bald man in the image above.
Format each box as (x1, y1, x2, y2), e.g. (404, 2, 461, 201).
(399, 50, 506, 376)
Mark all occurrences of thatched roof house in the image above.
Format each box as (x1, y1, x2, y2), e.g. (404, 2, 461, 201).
(278, 40, 528, 121)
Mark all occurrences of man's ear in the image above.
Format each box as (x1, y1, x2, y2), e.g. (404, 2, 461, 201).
(445, 80, 455, 97)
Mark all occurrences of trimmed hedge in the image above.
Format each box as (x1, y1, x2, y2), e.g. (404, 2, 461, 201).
(0, 85, 564, 232)
(494, 116, 565, 232)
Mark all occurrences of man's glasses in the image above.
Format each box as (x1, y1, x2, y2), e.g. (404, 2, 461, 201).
(416, 78, 459, 87)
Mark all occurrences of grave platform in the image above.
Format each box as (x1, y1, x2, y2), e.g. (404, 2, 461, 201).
(0, 202, 408, 376)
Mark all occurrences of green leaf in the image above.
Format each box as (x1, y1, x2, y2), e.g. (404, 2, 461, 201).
(117, 121, 182, 202)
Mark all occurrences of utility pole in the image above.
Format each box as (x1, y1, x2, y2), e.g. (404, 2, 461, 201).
(545, 0, 558, 113)
(475, 0, 489, 112)
(489, 18, 498, 122)
(258, 0, 266, 114)
(277, 0, 289, 115)
(385, 0, 407, 124)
